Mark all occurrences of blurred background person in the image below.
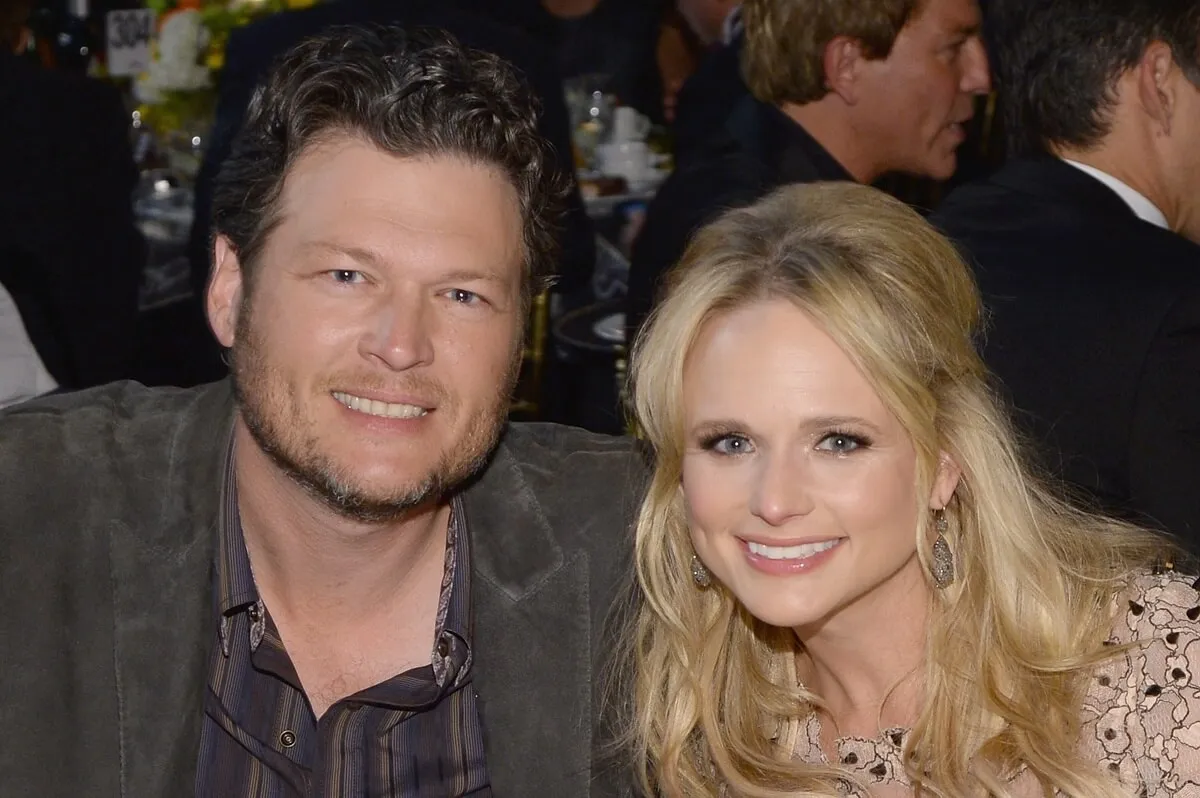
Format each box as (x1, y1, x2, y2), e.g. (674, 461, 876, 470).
(625, 0, 991, 344)
(933, 0, 1200, 549)
(670, 0, 746, 163)
(523, 0, 676, 124)
(0, 30, 144, 391)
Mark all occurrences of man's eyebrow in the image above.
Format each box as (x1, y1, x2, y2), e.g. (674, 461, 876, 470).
(438, 269, 509, 285)
(298, 241, 382, 266)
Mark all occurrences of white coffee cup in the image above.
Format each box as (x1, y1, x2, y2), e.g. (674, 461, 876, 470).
(596, 140, 666, 189)
(597, 140, 649, 179)
(611, 106, 650, 143)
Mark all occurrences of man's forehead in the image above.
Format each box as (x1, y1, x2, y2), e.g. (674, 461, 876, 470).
(266, 143, 523, 266)
(280, 136, 517, 199)
(279, 143, 517, 221)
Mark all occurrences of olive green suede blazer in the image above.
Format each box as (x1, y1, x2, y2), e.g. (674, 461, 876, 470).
(0, 380, 645, 796)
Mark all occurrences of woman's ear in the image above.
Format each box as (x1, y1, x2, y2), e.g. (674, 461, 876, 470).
(929, 451, 962, 510)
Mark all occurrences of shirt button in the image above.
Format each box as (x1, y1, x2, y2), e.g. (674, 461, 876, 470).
(280, 730, 297, 748)
(437, 638, 450, 658)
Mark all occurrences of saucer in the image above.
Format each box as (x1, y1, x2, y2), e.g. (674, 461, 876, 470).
(592, 312, 626, 343)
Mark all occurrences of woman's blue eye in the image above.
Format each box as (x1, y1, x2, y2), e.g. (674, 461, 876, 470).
(815, 433, 867, 454)
(705, 434, 755, 456)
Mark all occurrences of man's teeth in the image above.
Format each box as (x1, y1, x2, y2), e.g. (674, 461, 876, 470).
(747, 539, 840, 560)
(332, 392, 427, 419)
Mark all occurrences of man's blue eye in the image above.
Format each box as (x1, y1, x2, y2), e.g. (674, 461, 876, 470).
(330, 270, 362, 284)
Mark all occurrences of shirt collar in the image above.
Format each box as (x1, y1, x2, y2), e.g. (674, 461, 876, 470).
(1062, 159, 1169, 229)
(216, 435, 256, 618)
(765, 103, 855, 184)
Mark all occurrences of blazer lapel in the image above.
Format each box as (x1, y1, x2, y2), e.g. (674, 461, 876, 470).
(464, 441, 596, 797)
(109, 383, 232, 796)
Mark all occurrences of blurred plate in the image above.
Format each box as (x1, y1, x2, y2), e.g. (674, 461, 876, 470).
(592, 312, 625, 343)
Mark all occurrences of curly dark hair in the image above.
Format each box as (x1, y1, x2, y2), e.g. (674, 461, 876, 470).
(210, 23, 566, 300)
(988, 0, 1200, 156)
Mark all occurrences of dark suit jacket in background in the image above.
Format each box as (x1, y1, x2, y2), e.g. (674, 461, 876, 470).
(0, 52, 144, 389)
(182, 2, 597, 385)
(671, 34, 746, 166)
(932, 157, 1200, 550)
(626, 96, 854, 340)
(0, 380, 644, 795)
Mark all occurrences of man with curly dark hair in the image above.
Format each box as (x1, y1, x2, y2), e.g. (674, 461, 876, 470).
(0, 25, 643, 797)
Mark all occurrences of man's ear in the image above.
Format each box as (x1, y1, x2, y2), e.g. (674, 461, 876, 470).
(1136, 41, 1178, 136)
(928, 451, 962, 511)
(207, 235, 244, 349)
(822, 35, 869, 104)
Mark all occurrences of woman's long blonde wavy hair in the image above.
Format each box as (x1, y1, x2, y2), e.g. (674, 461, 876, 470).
(619, 182, 1174, 797)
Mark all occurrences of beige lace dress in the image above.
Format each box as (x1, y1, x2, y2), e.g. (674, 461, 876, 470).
(791, 571, 1200, 796)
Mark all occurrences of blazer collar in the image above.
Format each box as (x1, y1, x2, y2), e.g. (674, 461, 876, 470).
(723, 96, 855, 186)
(461, 435, 599, 795)
(990, 155, 1144, 224)
(110, 380, 233, 796)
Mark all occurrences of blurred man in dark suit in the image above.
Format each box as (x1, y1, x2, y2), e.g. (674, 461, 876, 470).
(932, 0, 1200, 548)
(671, 0, 746, 163)
(626, 0, 991, 341)
(184, 1, 594, 386)
(0, 50, 144, 389)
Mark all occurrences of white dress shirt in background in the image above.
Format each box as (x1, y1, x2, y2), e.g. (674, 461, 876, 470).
(0, 281, 56, 409)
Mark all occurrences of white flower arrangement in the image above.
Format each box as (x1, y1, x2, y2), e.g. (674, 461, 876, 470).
(133, 8, 211, 104)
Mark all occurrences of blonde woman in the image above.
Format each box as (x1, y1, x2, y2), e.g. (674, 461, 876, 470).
(621, 181, 1199, 797)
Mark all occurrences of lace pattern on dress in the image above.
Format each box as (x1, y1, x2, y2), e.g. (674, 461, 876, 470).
(788, 571, 1200, 796)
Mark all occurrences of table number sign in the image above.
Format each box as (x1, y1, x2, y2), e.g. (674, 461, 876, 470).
(106, 9, 154, 77)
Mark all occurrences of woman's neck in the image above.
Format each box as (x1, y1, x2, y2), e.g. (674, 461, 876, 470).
(795, 557, 931, 738)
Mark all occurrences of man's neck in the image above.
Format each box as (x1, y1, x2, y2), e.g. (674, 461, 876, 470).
(231, 420, 451, 625)
(780, 100, 878, 184)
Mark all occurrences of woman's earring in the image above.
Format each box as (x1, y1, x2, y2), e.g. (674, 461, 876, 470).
(691, 555, 712, 588)
(931, 509, 955, 589)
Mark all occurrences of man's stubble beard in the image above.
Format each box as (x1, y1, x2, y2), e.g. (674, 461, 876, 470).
(228, 302, 519, 524)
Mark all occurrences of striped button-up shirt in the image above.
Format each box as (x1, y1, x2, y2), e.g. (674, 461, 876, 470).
(195, 445, 491, 796)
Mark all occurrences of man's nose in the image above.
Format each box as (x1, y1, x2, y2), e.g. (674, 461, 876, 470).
(359, 289, 435, 371)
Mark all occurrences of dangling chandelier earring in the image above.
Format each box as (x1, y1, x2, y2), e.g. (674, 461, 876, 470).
(930, 508, 955, 589)
(691, 555, 712, 589)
